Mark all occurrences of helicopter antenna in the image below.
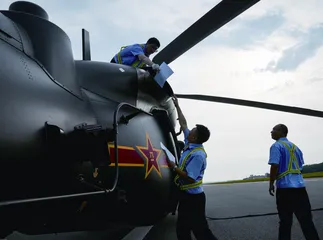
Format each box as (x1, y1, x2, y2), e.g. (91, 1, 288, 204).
(82, 28, 91, 60)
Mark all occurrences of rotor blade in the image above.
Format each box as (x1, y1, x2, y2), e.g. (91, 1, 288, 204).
(153, 0, 261, 65)
(175, 94, 323, 118)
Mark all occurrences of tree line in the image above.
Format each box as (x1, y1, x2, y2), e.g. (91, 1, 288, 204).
(302, 162, 323, 173)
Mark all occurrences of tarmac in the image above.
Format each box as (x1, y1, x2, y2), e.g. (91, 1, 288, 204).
(6, 178, 323, 240)
(143, 178, 323, 240)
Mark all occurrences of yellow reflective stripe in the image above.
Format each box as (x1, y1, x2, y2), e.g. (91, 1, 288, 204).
(180, 147, 206, 169)
(180, 180, 203, 190)
(117, 46, 126, 64)
(290, 145, 300, 170)
(174, 147, 205, 184)
(174, 147, 206, 190)
(131, 60, 145, 68)
(131, 44, 145, 67)
(117, 44, 145, 68)
(277, 141, 301, 180)
(277, 170, 301, 180)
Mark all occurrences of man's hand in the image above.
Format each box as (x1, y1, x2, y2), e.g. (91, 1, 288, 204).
(166, 157, 176, 169)
(172, 96, 179, 108)
(163, 150, 176, 169)
(163, 151, 193, 182)
(152, 63, 160, 73)
(269, 183, 275, 196)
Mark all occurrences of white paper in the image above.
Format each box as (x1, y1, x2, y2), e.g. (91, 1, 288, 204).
(154, 62, 174, 88)
(160, 142, 175, 163)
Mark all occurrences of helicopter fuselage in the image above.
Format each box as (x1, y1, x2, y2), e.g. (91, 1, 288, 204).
(0, 2, 179, 236)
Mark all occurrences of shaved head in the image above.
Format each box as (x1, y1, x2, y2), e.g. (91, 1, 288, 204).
(271, 124, 288, 140)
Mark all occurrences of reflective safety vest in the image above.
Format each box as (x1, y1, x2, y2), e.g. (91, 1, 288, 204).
(174, 147, 207, 191)
(276, 141, 302, 180)
(116, 44, 146, 68)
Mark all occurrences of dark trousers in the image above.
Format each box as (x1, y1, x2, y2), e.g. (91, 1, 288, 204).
(276, 187, 320, 240)
(176, 191, 218, 240)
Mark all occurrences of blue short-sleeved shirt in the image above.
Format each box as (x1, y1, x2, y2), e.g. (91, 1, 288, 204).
(268, 137, 305, 188)
(113, 44, 146, 66)
(177, 128, 207, 194)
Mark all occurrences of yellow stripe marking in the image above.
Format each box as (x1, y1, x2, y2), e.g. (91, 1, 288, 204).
(109, 163, 145, 167)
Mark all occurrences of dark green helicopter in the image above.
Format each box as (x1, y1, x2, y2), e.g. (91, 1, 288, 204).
(1, 0, 322, 239)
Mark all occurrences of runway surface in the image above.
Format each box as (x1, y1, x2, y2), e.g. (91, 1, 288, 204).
(144, 178, 323, 240)
(6, 178, 323, 240)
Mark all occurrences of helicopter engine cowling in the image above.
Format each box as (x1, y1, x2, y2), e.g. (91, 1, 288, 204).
(2, 1, 81, 98)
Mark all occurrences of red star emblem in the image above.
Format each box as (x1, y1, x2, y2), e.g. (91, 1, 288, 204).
(136, 133, 162, 179)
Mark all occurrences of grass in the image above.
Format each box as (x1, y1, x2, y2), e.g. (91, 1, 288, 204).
(303, 171, 323, 178)
(207, 172, 323, 185)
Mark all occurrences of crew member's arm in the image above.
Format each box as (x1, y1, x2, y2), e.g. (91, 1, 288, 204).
(129, 45, 158, 68)
(268, 145, 281, 196)
(138, 54, 160, 72)
(137, 54, 155, 66)
(172, 96, 187, 131)
(173, 165, 194, 183)
(269, 164, 279, 188)
(166, 156, 202, 183)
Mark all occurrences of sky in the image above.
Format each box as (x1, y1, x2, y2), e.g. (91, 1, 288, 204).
(1, 0, 323, 183)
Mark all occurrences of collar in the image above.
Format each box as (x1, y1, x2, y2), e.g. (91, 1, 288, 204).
(183, 143, 203, 151)
(277, 137, 288, 141)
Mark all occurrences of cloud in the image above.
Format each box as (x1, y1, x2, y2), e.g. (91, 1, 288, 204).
(263, 24, 323, 72)
(265, 80, 294, 93)
(38, 0, 225, 61)
(245, 0, 323, 30)
(308, 77, 323, 84)
(207, 10, 285, 49)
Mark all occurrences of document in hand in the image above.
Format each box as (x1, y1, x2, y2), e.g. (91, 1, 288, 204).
(160, 142, 175, 163)
(154, 62, 174, 88)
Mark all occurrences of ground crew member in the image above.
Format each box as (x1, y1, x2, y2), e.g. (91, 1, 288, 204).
(110, 37, 160, 71)
(165, 96, 218, 240)
(268, 124, 320, 240)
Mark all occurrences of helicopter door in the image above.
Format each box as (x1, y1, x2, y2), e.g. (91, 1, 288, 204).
(150, 108, 183, 214)
(150, 108, 180, 163)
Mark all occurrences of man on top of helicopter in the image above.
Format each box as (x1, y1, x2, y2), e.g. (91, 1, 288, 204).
(110, 37, 161, 72)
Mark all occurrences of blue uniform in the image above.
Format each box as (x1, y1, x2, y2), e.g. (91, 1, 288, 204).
(268, 137, 320, 240)
(177, 128, 207, 194)
(175, 128, 218, 240)
(268, 137, 305, 188)
(113, 43, 146, 66)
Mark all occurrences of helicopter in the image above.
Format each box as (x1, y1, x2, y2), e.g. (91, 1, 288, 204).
(1, 0, 323, 239)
